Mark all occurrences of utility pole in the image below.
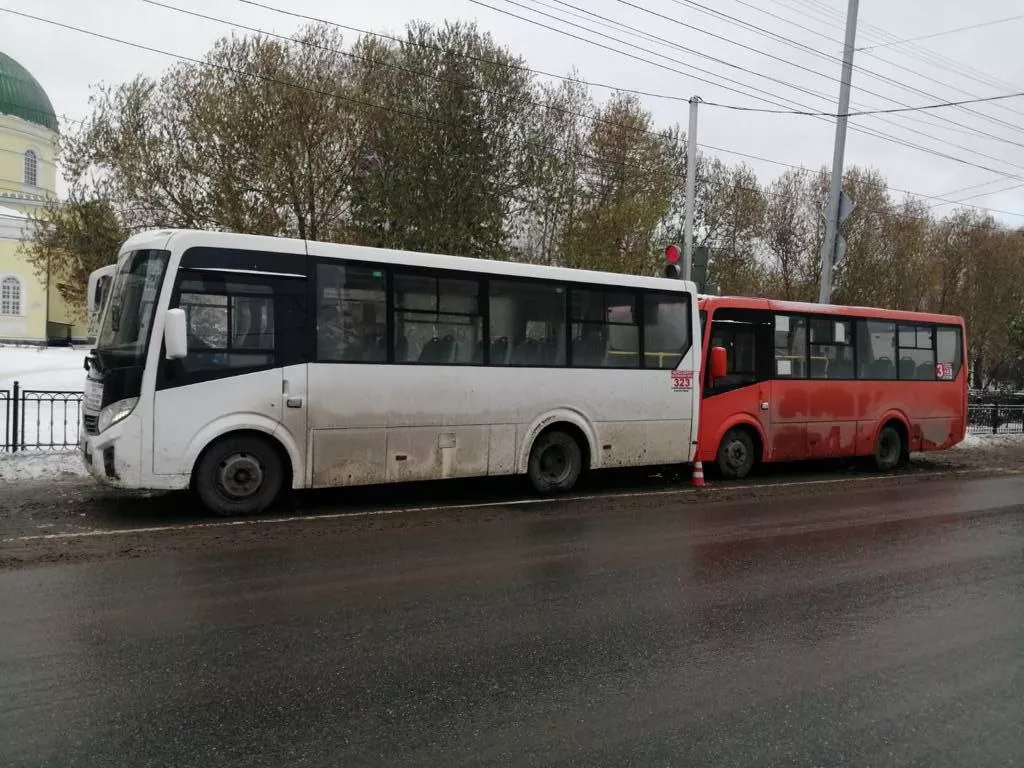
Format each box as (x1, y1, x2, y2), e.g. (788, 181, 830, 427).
(818, 0, 859, 304)
(683, 96, 700, 282)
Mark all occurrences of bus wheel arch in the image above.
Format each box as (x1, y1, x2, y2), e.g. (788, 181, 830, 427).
(874, 417, 910, 471)
(520, 412, 596, 494)
(526, 422, 589, 494)
(190, 429, 294, 516)
(714, 422, 763, 480)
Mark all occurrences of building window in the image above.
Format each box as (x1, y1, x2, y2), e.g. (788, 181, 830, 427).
(1, 276, 22, 316)
(24, 150, 38, 187)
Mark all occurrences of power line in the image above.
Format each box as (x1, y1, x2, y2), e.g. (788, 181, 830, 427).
(857, 13, 1024, 52)
(5, 4, 1022, 220)
(551, 0, 1024, 168)
(234, 0, 691, 105)
(701, 141, 1024, 218)
(521, 0, 1024, 170)
(748, 0, 1024, 143)
(783, 0, 1024, 117)
(701, 89, 1024, 117)
(468, 0, 835, 109)
(928, 180, 1024, 209)
(665, 0, 1024, 136)
(625, 0, 1024, 153)
(473, 0, 1024, 183)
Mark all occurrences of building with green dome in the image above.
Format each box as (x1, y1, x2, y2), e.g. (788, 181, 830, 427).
(0, 51, 87, 344)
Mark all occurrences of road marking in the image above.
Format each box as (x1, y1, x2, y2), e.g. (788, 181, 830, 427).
(0, 469, 1004, 544)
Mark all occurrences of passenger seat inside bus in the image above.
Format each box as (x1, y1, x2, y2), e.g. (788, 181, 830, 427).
(419, 336, 455, 364)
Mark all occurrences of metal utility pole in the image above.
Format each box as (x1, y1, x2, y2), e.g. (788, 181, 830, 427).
(818, 0, 859, 304)
(683, 96, 700, 282)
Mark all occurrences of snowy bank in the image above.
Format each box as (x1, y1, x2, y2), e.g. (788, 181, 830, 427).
(956, 432, 1024, 449)
(0, 452, 88, 482)
(0, 345, 87, 392)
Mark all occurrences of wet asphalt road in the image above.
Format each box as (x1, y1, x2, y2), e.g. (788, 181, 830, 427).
(2, 473, 1023, 767)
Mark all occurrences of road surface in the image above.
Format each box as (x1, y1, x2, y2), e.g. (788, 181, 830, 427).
(2, 471, 1023, 766)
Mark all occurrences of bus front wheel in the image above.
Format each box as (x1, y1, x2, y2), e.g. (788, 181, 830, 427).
(194, 434, 284, 516)
(716, 428, 756, 479)
(528, 430, 583, 494)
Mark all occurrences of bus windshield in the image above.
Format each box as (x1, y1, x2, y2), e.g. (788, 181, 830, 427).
(95, 249, 169, 369)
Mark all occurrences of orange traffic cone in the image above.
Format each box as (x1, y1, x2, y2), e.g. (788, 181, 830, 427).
(691, 460, 706, 488)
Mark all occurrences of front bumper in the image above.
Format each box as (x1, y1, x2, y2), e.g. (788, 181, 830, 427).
(80, 412, 142, 488)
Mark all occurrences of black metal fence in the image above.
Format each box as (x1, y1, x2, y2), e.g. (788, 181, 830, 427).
(967, 404, 1024, 435)
(0, 383, 1020, 451)
(1, 382, 84, 452)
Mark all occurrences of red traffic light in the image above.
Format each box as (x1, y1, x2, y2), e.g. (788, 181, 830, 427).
(665, 244, 681, 263)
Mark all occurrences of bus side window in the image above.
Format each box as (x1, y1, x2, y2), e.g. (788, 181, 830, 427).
(936, 326, 963, 379)
(774, 314, 807, 378)
(856, 320, 897, 380)
(316, 263, 386, 363)
(489, 280, 566, 367)
(173, 273, 278, 375)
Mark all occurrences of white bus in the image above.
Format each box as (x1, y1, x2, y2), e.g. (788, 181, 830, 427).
(82, 230, 701, 515)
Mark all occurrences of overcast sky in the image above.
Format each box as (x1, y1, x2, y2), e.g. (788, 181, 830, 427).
(5, 0, 1024, 223)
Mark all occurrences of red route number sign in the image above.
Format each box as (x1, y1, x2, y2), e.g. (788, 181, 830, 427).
(671, 370, 693, 391)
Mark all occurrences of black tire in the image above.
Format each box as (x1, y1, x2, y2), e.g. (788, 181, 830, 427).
(716, 428, 756, 479)
(528, 430, 583, 494)
(873, 425, 904, 472)
(194, 435, 284, 516)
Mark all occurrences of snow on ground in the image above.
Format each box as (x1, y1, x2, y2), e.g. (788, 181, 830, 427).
(1, 345, 88, 450)
(0, 345, 87, 392)
(956, 432, 1024, 449)
(0, 451, 87, 482)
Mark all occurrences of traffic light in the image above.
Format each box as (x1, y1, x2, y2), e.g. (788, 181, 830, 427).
(663, 243, 682, 279)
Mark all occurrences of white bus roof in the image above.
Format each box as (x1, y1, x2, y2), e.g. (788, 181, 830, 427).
(121, 229, 696, 294)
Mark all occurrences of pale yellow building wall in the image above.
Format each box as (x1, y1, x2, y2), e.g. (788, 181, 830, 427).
(0, 114, 57, 204)
(0, 112, 87, 343)
(0, 236, 47, 342)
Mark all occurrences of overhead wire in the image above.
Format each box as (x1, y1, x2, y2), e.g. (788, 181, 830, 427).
(856, 13, 1024, 52)
(780, 0, 1024, 119)
(664, 0, 1024, 135)
(3, 4, 1022, 219)
(472, 0, 1024, 183)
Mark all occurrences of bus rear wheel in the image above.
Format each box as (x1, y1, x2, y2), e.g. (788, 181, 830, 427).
(716, 428, 756, 479)
(528, 430, 583, 494)
(873, 425, 905, 472)
(194, 435, 284, 516)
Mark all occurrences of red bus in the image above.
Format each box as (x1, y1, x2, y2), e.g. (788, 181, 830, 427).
(697, 296, 967, 478)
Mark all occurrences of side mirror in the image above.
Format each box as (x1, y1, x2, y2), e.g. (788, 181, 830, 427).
(710, 346, 728, 380)
(164, 308, 188, 360)
(87, 265, 116, 315)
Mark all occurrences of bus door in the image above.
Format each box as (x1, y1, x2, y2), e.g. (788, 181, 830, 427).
(703, 308, 773, 454)
(804, 316, 858, 457)
(768, 313, 810, 460)
(153, 267, 308, 479)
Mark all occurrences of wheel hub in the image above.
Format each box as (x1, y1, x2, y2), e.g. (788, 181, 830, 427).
(727, 441, 748, 468)
(217, 453, 264, 499)
(539, 445, 570, 483)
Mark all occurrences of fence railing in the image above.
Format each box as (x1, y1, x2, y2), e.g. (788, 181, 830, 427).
(1, 382, 85, 452)
(967, 404, 1024, 435)
(0, 384, 1020, 451)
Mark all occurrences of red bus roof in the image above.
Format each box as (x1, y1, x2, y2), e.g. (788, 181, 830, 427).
(698, 294, 964, 327)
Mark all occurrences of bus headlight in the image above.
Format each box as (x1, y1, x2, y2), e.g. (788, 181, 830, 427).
(98, 397, 138, 433)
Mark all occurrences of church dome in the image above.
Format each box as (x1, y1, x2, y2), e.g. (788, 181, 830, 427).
(0, 51, 57, 132)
